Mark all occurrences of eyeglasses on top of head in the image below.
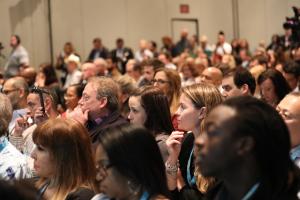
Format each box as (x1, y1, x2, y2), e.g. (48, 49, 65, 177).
(1, 88, 19, 95)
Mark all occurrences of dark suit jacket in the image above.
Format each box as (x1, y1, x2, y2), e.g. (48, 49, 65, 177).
(111, 47, 134, 74)
(86, 111, 129, 143)
(87, 47, 110, 61)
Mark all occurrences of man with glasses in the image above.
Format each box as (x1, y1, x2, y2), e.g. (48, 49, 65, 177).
(69, 77, 128, 143)
(277, 92, 300, 167)
(2, 77, 29, 135)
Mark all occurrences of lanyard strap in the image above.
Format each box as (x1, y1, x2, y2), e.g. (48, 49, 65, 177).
(241, 182, 260, 200)
(140, 191, 149, 200)
(0, 137, 8, 152)
(187, 148, 196, 187)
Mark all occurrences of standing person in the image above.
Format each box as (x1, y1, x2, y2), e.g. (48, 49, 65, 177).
(111, 38, 134, 74)
(32, 119, 96, 200)
(175, 29, 190, 55)
(195, 96, 300, 199)
(55, 42, 80, 85)
(87, 38, 110, 61)
(95, 124, 170, 200)
(4, 35, 29, 78)
(166, 83, 223, 199)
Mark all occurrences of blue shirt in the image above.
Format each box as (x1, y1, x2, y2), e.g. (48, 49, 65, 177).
(290, 145, 300, 168)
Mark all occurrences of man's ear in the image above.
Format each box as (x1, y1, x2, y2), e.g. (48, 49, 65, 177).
(19, 88, 25, 98)
(44, 97, 52, 112)
(236, 136, 254, 156)
(99, 97, 108, 109)
(240, 84, 249, 95)
(198, 107, 207, 121)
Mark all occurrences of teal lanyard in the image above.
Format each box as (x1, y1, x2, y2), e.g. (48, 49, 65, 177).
(187, 148, 196, 187)
(241, 182, 260, 200)
(0, 137, 8, 152)
(140, 191, 149, 200)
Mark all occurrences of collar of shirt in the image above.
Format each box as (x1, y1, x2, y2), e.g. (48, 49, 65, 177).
(290, 145, 300, 161)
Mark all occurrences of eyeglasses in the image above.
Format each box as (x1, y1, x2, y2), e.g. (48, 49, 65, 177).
(151, 79, 170, 85)
(277, 107, 300, 120)
(96, 159, 113, 174)
(1, 88, 19, 95)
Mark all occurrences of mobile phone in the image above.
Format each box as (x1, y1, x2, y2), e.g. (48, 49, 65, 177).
(31, 86, 46, 114)
(37, 90, 46, 114)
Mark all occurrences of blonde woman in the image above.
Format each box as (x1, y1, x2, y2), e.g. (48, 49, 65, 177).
(165, 83, 223, 199)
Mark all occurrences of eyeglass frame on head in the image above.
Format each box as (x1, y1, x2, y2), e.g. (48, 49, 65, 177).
(29, 86, 50, 114)
(1, 88, 19, 95)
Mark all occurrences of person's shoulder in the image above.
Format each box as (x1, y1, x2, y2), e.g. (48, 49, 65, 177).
(65, 187, 95, 200)
(150, 194, 170, 200)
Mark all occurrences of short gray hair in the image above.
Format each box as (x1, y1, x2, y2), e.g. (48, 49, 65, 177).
(88, 77, 120, 112)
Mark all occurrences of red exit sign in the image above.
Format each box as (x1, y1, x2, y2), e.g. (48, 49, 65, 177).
(180, 4, 189, 14)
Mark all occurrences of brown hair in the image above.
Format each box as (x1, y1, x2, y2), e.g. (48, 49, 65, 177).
(154, 68, 181, 116)
(32, 119, 95, 200)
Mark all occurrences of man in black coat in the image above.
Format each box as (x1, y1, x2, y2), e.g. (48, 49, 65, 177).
(111, 38, 134, 74)
(87, 38, 110, 62)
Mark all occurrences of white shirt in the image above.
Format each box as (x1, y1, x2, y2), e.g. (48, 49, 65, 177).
(0, 136, 30, 180)
(64, 69, 82, 89)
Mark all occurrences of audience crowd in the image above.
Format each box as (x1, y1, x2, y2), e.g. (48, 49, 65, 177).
(0, 24, 300, 200)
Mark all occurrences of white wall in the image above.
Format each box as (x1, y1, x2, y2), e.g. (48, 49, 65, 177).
(0, 0, 50, 68)
(238, 0, 300, 51)
(0, 0, 299, 67)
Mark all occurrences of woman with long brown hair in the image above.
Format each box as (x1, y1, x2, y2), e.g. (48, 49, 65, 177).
(31, 118, 96, 200)
(152, 68, 181, 130)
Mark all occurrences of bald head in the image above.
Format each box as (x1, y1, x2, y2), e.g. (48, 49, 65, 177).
(181, 28, 189, 38)
(139, 39, 148, 50)
(198, 67, 223, 86)
(277, 92, 300, 148)
(82, 62, 97, 81)
(93, 58, 107, 76)
(3, 77, 29, 109)
(20, 67, 36, 86)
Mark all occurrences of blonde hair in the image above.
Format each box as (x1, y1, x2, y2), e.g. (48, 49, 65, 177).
(182, 83, 223, 193)
(182, 83, 223, 131)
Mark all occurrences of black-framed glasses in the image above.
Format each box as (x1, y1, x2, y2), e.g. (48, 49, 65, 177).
(151, 79, 170, 85)
(96, 159, 114, 177)
(1, 88, 19, 95)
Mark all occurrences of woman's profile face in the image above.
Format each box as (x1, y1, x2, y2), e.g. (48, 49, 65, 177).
(176, 93, 201, 131)
(31, 144, 54, 178)
(260, 78, 278, 107)
(95, 144, 129, 199)
(153, 71, 170, 96)
(64, 86, 80, 110)
(128, 96, 147, 126)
